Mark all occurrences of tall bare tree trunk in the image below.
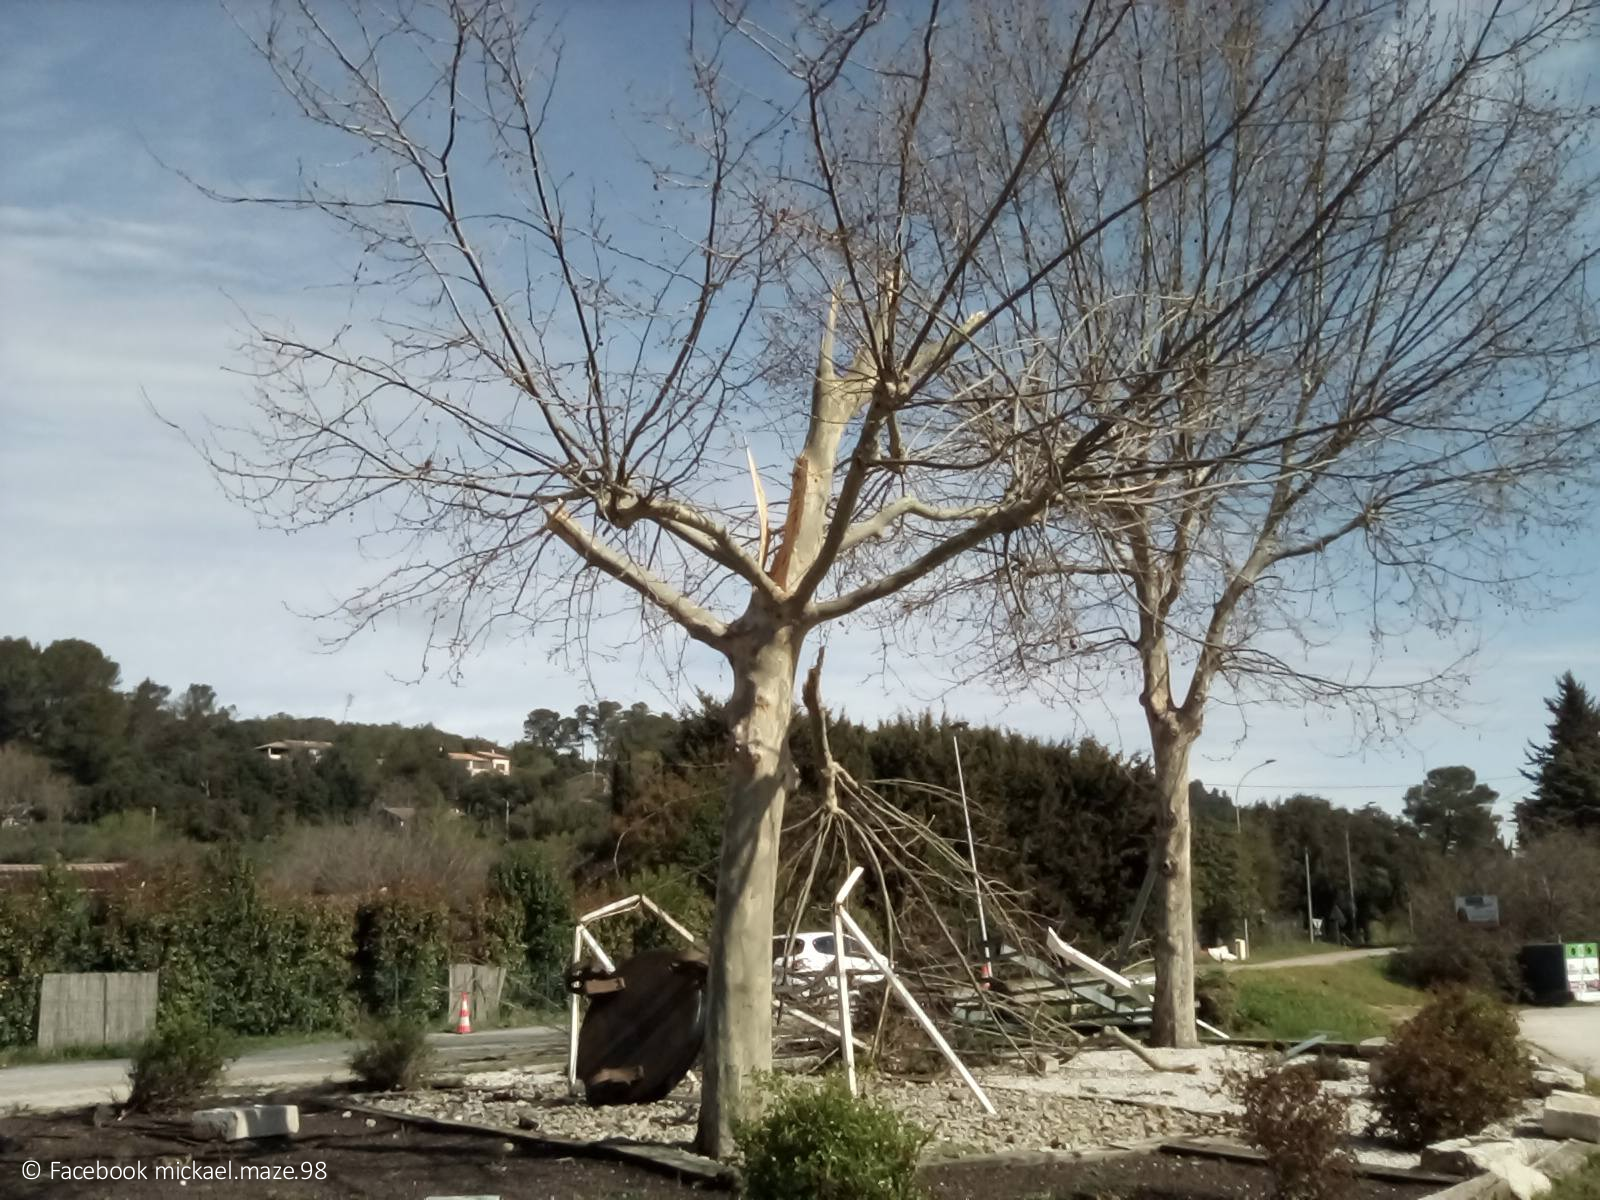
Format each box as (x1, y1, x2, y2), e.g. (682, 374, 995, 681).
(1149, 723, 1199, 1048)
(696, 619, 803, 1158)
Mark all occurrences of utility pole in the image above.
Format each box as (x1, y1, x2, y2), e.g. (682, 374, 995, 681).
(1344, 824, 1358, 945)
(1305, 850, 1315, 943)
(1231, 758, 1276, 958)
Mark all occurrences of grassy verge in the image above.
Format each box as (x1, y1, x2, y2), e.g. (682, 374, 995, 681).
(1241, 941, 1353, 965)
(1545, 1152, 1600, 1200)
(0, 1028, 341, 1069)
(1233, 957, 1422, 1041)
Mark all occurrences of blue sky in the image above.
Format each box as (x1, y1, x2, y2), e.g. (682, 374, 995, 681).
(3, 2, 1598, 827)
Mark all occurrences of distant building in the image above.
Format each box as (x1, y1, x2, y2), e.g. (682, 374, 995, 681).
(256, 739, 333, 763)
(445, 747, 511, 776)
(376, 805, 416, 828)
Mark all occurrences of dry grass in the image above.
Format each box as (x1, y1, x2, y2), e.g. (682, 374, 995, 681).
(259, 816, 496, 900)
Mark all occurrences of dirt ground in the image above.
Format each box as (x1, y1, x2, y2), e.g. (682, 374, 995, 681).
(930, 1154, 1438, 1200)
(0, 1098, 1439, 1200)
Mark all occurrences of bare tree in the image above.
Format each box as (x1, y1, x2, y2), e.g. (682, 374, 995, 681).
(181, 0, 1594, 1146)
(0, 743, 75, 828)
(925, 0, 1600, 1045)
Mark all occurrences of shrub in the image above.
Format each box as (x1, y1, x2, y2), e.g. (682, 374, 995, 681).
(1389, 928, 1521, 1000)
(735, 1075, 930, 1200)
(1227, 1059, 1353, 1200)
(1310, 1051, 1352, 1082)
(349, 1014, 436, 1091)
(126, 1014, 232, 1112)
(99, 857, 354, 1034)
(607, 865, 713, 959)
(1371, 987, 1532, 1147)
(488, 843, 574, 1004)
(353, 894, 451, 1022)
(1196, 970, 1239, 1031)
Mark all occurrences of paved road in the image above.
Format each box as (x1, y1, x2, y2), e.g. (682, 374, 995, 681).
(0, 1024, 567, 1114)
(1230, 946, 1395, 971)
(1520, 1004, 1600, 1076)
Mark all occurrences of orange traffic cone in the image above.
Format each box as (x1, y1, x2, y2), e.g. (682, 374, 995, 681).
(455, 990, 472, 1035)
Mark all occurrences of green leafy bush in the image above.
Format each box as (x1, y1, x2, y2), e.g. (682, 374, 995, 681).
(98, 856, 354, 1033)
(1389, 927, 1522, 1000)
(353, 894, 451, 1022)
(349, 1014, 436, 1091)
(1227, 1059, 1353, 1200)
(126, 1014, 233, 1112)
(1371, 987, 1532, 1147)
(488, 843, 574, 1004)
(735, 1075, 929, 1200)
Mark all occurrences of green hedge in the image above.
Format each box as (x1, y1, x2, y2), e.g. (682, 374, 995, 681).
(0, 851, 547, 1046)
(353, 895, 451, 1022)
(488, 843, 574, 1005)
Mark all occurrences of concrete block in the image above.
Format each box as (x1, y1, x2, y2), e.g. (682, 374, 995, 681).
(1420, 1139, 1554, 1198)
(192, 1104, 300, 1141)
(1544, 1092, 1600, 1143)
(1498, 1160, 1553, 1200)
(1532, 1067, 1587, 1098)
(1421, 1137, 1527, 1176)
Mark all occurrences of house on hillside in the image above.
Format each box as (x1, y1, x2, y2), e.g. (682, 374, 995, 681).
(445, 746, 511, 776)
(256, 739, 333, 763)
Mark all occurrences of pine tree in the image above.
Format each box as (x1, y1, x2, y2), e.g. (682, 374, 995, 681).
(1403, 766, 1501, 855)
(1518, 673, 1600, 839)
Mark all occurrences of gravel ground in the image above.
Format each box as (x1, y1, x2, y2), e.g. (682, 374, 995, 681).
(360, 1044, 1551, 1169)
(361, 1064, 1227, 1158)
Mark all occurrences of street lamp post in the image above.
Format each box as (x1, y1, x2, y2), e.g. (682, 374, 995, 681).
(1232, 757, 1277, 959)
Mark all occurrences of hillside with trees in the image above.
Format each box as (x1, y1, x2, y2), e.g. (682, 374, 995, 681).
(8, 632, 1569, 962)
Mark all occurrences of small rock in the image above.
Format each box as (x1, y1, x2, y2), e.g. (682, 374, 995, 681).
(516, 1113, 539, 1130)
(341, 1110, 352, 1119)
(365, 1118, 378, 1128)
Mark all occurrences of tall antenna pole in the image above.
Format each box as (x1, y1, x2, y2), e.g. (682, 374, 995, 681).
(1305, 850, 1315, 943)
(953, 735, 991, 984)
(1345, 824, 1358, 945)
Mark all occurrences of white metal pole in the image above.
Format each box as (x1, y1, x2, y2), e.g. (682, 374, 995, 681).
(832, 901, 857, 1095)
(567, 925, 585, 1091)
(1231, 758, 1275, 959)
(838, 909, 996, 1114)
(953, 735, 991, 982)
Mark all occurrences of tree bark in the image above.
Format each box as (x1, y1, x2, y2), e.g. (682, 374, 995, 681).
(696, 619, 803, 1158)
(1148, 723, 1199, 1048)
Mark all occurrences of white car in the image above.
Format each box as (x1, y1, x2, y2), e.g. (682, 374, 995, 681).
(772, 931, 884, 994)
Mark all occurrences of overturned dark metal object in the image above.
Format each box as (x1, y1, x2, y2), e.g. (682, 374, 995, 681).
(567, 948, 709, 1105)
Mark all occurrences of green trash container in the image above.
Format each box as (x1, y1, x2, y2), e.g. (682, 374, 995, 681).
(1565, 941, 1600, 1003)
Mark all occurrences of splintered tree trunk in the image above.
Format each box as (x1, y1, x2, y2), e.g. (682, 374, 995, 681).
(1149, 727, 1199, 1048)
(696, 622, 803, 1158)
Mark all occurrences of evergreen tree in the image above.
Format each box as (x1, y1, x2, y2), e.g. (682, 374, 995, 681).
(1402, 766, 1501, 854)
(1518, 673, 1600, 838)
